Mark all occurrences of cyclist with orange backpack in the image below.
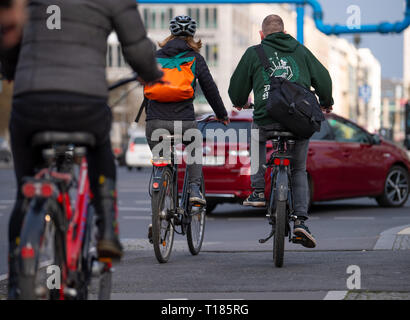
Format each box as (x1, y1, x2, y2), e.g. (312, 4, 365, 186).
(144, 15, 229, 205)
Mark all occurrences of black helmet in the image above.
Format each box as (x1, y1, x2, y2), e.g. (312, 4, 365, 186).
(169, 16, 197, 37)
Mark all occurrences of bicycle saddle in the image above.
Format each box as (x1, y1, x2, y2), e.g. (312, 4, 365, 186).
(271, 131, 295, 138)
(31, 131, 96, 148)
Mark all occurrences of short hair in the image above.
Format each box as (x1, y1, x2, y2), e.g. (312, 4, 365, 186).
(262, 14, 284, 36)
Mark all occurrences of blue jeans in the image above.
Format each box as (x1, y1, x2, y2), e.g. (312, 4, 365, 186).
(250, 122, 310, 219)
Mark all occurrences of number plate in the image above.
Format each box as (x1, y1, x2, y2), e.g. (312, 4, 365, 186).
(202, 156, 225, 166)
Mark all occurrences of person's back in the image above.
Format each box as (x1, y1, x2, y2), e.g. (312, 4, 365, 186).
(229, 14, 334, 249)
(12, 0, 160, 98)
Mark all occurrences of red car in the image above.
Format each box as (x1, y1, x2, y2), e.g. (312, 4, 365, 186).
(178, 110, 410, 213)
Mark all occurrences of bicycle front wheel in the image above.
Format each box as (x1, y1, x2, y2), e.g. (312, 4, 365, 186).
(187, 178, 206, 255)
(273, 200, 286, 268)
(151, 167, 175, 263)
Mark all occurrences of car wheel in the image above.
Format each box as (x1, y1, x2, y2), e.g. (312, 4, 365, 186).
(376, 165, 409, 207)
(205, 201, 217, 214)
(127, 166, 133, 171)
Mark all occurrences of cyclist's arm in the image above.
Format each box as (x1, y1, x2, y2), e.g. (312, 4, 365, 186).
(304, 47, 334, 107)
(110, 0, 162, 83)
(196, 54, 228, 120)
(0, 41, 20, 80)
(228, 48, 253, 108)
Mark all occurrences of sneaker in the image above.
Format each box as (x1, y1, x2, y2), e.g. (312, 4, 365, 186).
(243, 190, 266, 207)
(189, 184, 206, 205)
(293, 219, 317, 248)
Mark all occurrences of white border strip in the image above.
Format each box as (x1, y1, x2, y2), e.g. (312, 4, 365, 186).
(323, 291, 348, 300)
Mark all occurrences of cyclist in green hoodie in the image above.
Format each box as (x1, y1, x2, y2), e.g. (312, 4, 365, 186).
(228, 14, 334, 248)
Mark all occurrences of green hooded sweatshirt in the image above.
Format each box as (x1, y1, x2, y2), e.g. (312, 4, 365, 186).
(228, 32, 334, 126)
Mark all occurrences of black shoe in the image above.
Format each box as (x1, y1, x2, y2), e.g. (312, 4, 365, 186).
(93, 177, 123, 260)
(293, 219, 317, 248)
(189, 184, 206, 205)
(243, 190, 266, 207)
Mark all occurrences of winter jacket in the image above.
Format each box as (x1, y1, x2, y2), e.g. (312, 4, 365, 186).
(146, 37, 227, 121)
(229, 32, 334, 126)
(0, 0, 162, 99)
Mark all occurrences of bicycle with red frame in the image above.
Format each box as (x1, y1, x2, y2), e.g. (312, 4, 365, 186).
(15, 76, 142, 300)
(17, 132, 112, 300)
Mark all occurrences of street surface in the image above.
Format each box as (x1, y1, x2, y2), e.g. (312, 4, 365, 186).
(1, 165, 410, 300)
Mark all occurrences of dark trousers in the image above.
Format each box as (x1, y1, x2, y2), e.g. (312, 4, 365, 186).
(8, 92, 116, 245)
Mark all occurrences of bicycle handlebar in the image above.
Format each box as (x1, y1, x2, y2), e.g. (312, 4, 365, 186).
(108, 74, 139, 91)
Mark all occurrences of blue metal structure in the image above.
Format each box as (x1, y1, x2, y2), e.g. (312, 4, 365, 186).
(138, 0, 410, 44)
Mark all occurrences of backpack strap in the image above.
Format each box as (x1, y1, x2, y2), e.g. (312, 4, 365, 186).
(134, 97, 148, 123)
(254, 44, 279, 84)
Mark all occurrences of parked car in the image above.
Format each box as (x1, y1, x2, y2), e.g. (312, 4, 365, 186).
(125, 133, 152, 170)
(0, 137, 12, 163)
(178, 111, 410, 213)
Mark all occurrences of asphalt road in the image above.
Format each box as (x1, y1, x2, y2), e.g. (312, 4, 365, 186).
(1, 165, 410, 300)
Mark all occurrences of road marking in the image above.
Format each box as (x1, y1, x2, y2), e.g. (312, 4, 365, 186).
(0, 200, 14, 204)
(0, 273, 7, 281)
(323, 291, 348, 300)
(135, 200, 151, 204)
(119, 189, 147, 193)
(334, 217, 375, 220)
(398, 227, 410, 235)
(122, 216, 151, 220)
(119, 207, 151, 212)
(0, 205, 8, 210)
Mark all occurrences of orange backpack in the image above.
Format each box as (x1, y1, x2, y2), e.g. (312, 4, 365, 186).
(144, 51, 196, 103)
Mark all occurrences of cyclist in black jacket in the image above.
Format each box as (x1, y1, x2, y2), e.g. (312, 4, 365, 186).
(0, 0, 163, 299)
(144, 16, 229, 205)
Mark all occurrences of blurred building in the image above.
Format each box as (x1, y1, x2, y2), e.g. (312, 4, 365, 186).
(381, 78, 406, 143)
(404, 27, 410, 100)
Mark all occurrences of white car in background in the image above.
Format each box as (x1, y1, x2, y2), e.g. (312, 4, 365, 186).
(125, 134, 152, 170)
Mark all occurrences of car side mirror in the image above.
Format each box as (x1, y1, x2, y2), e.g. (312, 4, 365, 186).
(371, 134, 381, 145)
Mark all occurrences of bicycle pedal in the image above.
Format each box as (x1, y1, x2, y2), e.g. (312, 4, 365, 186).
(291, 236, 305, 244)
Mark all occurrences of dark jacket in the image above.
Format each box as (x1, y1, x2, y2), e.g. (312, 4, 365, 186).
(0, 0, 162, 98)
(229, 32, 334, 126)
(146, 38, 227, 121)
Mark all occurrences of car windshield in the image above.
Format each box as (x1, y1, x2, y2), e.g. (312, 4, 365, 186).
(198, 121, 252, 143)
(132, 136, 147, 144)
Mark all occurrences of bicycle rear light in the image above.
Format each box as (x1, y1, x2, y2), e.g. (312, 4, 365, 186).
(22, 182, 37, 198)
(273, 158, 290, 166)
(283, 159, 290, 166)
(22, 181, 55, 198)
(274, 158, 281, 166)
(41, 183, 54, 198)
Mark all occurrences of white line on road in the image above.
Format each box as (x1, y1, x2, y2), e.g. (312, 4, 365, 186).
(119, 207, 151, 212)
(122, 216, 151, 220)
(323, 291, 348, 300)
(334, 217, 375, 220)
(0, 205, 8, 210)
(0, 200, 14, 204)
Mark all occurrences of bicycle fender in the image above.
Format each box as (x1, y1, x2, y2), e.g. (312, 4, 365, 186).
(19, 198, 48, 277)
(276, 168, 289, 202)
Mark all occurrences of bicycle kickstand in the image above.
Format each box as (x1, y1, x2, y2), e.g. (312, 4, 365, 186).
(259, 227, 275, 244)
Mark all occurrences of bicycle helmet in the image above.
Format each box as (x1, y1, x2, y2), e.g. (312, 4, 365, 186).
(169, 16, 197, 37)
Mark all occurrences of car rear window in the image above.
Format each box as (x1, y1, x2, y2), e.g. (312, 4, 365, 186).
(133, 136, 147, 144)
(198, 121, 252, 142)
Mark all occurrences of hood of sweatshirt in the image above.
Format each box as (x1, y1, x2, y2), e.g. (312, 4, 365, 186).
(158, 38, 193, 57)
(262, 32, 300, 53)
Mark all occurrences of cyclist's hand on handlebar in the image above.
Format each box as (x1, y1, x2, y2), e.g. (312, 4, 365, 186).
(137, 65, 165, 86)
(215, 116, 230, 126)
(321, 106, 333, 114)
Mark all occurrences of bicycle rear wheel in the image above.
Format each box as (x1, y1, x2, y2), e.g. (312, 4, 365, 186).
(18, 199, 62, 299)
(151, 167, 175, 263)
(187, 178, 206, 255)
(273, 200, 286, 268)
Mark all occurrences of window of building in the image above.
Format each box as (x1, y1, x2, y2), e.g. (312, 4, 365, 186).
(204, 43, 219, 67)
(107, 44, 113, 67)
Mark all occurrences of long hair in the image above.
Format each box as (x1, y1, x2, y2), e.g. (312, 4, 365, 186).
(158, 35, 202, 52)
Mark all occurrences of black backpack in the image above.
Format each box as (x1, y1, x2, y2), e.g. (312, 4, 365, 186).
(254, 45, 325, 139)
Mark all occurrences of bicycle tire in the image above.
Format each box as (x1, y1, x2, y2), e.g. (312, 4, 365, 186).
(273, 200, 286, 268)
(18, 198, 60, 300)
(151, 167, 175, 263)
(187, 177, 206, 255)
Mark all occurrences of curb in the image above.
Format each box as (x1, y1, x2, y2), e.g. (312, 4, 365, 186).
(373, 224, 410, 250)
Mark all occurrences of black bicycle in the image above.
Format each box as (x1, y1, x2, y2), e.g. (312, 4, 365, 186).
(259, 131, 308, 267)
(147, 116, 223, 263)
